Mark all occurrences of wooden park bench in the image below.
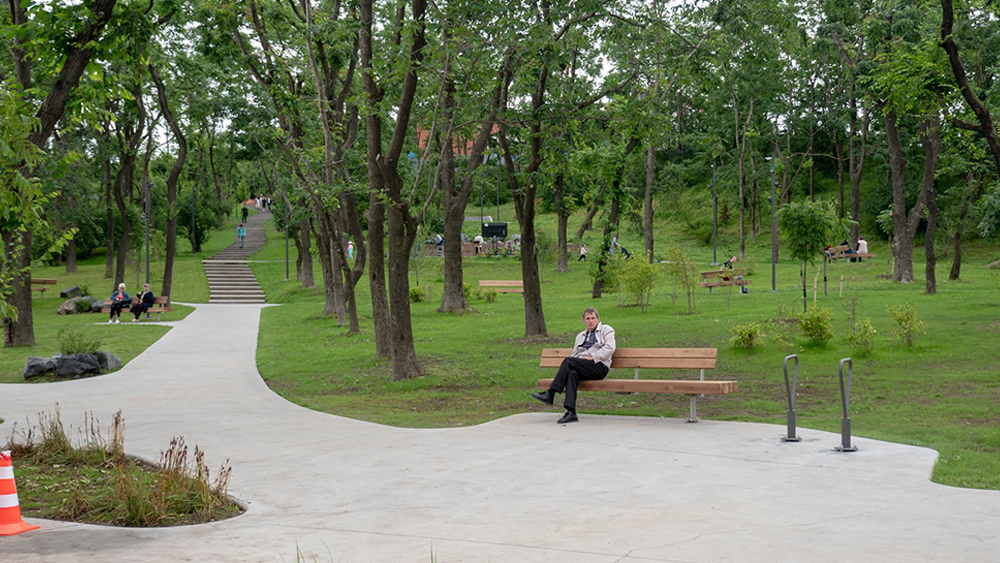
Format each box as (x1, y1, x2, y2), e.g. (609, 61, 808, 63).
(536, 347, 738, 422)
(102, 296, 174, 321)
(31, 278, 57, 298)
(478, 280, 523, 293)
(699, 269, 752, 293)
(825, 244, 877, 262)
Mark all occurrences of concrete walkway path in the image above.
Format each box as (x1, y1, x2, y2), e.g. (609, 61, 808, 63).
(2, 303, 999, 563)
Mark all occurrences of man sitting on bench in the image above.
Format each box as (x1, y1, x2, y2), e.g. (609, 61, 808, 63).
(530, 307, 616, 424)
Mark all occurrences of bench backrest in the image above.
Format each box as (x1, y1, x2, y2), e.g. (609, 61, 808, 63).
(31, 278, 57, 284)
(479, 280, 523, 287)
(104, 295, 170, 306)
(701, 269, 745, 279)
(540, 347, 717, 369)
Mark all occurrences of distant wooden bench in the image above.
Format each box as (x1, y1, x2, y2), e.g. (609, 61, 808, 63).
(699, 269, 751, 293)
(536, 348, 738, 422)
(462, 243, 484, 257)
(826, 244, 877, 262)
(479, 280, 523, 293)
(102, 296, 173, 321)
(31, 278, 57, 298)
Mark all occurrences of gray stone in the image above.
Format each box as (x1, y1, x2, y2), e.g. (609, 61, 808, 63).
(23, 356, 56, 379)
(95, 350, 122, 372)
(57, 299, 79, 315)
(60, 285, 82, 298)
(90, 297, 105, 313)
(55, 353, 101, 378)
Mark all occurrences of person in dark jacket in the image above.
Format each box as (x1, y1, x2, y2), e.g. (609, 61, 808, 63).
(109, 283, 130, 324)
(130, 283, 156, 322)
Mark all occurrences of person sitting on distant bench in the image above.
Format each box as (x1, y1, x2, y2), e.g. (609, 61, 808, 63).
(130, 283, 155, 322)
(721, 255, 749, 294)
(109, 283, 130, 324)
(852, 236, 868, 262)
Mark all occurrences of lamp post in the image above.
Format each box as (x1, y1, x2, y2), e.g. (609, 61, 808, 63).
(144, 174, 152, 286)
(711, 162, 718, 265)
(284, 197, 290, 282)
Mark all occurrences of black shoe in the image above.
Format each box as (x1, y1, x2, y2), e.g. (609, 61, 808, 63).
(557, 411, 578, 424)
(530, 390, 554, 405)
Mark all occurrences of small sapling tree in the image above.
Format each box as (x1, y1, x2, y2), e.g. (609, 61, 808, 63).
(778, 200, 846, 313)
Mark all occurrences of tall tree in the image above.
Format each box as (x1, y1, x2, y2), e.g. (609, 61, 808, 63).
(2, 0, 119, 347)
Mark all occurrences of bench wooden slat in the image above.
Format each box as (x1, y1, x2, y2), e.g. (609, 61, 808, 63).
(30, 278, 57, 284)
(700, 269, 746, 279)
(540, 347, 717, 369)
(479, 280, 523, 287)
(699, 279, 752, 289)
(537, 378, 737, 395)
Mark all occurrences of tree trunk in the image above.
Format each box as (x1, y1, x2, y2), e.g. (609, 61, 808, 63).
(150, 61, 186, 299)
(103, 130, 115, 279)
(591, 194, 620, 299)
(887, 112, 938, 284)
(644, 142, 655, 261)
(574, 187, 603, 240)
(949, 174, 985, 280)
(65, 237, 77, 273)
(2, 235, 34, 347)
(297, 218, 314, 287)
(925, 181, 938, 294)
(209, 130, 224, 229)
(553, 173, 569, 273)
(368, 197, 391, 358)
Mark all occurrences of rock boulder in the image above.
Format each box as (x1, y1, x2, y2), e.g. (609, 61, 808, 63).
(23, 356, 57, 380)
(55, 353, 101, 378)
(60, 286, 82, 298)
(95, 351, 122, 372)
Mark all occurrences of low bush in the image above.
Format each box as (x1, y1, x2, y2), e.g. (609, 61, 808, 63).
(57, 329, 102, 355)
(730, 322, 766, 350)
(888, 302, 924, 348)
(799, 305, 834, 345)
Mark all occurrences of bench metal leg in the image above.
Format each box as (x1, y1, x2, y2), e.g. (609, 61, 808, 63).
(687, 368, 706, 423)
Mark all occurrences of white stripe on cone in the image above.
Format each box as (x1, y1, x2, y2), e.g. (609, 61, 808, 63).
(0, 493, 19, 509)
(0, 466, 12, 479)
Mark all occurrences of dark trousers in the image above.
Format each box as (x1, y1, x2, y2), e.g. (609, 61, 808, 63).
(549, 356, 609, 411)
(109, 302, 126, 319)
(131, 303, 149, 319)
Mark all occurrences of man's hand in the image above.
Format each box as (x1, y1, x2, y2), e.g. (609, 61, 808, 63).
(582, 355, 593, 361)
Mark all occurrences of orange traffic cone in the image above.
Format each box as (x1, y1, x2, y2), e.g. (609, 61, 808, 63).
(0, 450, 40, 536)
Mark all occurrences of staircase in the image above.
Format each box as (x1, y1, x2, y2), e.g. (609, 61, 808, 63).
(204, 213, 267, 304)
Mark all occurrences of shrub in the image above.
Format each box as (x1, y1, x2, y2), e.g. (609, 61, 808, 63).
(73, 297, 92, 313)
(617, 252, 660, 312)
(474, 287, 498, 303)
(58, 329, 103, 355)
(888, 302, 924, 347)
(409, 286, 427, 303)
(730, 322, 766, 350)
(849, 317, 877, 355)
(798, 305, 834, 345)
